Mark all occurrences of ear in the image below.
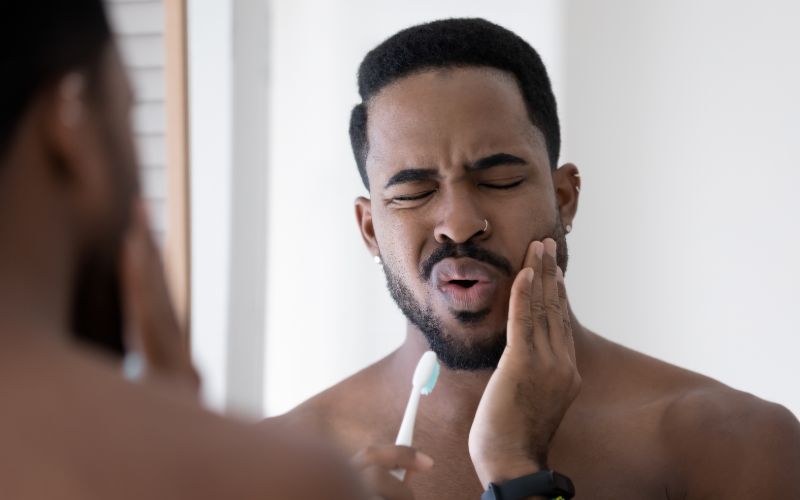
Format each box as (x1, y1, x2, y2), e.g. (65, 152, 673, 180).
(552, 163, 581, 229)
(355, 196, 380, 258)
(40, 73, 92, 181)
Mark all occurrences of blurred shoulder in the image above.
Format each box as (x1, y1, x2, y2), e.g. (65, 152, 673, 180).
(0, 341, 363, 500)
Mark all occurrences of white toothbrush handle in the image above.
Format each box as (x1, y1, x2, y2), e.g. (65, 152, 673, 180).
(391, 387, 420, 481)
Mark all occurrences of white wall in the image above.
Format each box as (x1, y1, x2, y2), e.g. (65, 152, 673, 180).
(188, 0, 269, 417)
(188, 0, 233, 411)
(563, 0, 800, 416)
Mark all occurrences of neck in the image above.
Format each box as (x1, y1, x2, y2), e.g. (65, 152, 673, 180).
(392, 307, 595, 427)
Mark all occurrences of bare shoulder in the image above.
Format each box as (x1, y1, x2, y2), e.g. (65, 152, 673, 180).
(658, 374, 800, 497)
(0, 342, 363, 500)
(591, 336, 800, 496)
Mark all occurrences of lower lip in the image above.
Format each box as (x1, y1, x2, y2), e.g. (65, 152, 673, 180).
(437, 281, 497, 310)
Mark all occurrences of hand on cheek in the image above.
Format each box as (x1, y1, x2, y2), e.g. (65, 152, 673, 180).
(468, 238, 580, 486)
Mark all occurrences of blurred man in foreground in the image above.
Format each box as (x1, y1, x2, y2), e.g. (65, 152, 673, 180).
(0, 3, 362, 499)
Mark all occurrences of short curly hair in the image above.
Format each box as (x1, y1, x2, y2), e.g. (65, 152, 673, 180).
(349, 18, 561, 190)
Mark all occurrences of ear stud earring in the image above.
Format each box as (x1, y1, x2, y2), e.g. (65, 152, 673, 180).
(373, 255, 382, 265)
(565, 224, 573, 234)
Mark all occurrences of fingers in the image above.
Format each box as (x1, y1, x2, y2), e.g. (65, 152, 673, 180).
(505, 267, 534, 350)
(516, 238, 574, 362)
(541, 239, 565, 353)
(121, 200, 198, 389)
(351, 445, 434, 473)
(352, 445, 433, 500)
(554, 267, 576, 363)
(360, 465, 414, 500)
(528, 241, 551, 356)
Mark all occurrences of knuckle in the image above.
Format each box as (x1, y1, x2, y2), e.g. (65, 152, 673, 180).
(544, 290, 561, 308)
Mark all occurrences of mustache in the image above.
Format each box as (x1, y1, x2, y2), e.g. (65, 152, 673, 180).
(420, 241, 513, 281)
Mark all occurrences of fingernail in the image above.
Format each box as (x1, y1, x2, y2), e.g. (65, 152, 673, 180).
(525, 267, 534, 283)
(535, 242, 544, 258)
(416, 452, 435, 468)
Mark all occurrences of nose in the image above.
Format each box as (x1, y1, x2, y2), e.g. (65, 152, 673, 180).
(433, 191, 490, 244)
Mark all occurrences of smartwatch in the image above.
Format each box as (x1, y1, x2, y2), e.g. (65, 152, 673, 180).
(480, 470, 575, 500)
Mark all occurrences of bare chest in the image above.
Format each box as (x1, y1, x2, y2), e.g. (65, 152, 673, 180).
(339, 405, 677, 499)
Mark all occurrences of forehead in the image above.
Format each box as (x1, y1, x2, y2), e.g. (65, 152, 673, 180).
(365, 67, 545, 178)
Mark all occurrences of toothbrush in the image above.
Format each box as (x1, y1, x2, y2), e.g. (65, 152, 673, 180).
(391, 350, 440, 481)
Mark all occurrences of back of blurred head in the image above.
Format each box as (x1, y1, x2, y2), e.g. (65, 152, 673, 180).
(0, 1, 139, 356)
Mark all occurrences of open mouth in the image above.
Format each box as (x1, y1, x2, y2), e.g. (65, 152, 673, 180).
(431, 258, 500, 311)
(449, 279, 479, 289)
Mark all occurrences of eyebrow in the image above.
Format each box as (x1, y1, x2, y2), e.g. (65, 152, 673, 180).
(384, 168, 439, 189)
(382, 153, 527, 189)
(468, 153, 527, 171)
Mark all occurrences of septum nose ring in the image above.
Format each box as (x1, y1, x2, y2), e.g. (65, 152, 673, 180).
(481, 219, 490, 233)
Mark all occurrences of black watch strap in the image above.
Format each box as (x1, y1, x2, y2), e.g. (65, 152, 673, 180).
(481, 470, 575, 500)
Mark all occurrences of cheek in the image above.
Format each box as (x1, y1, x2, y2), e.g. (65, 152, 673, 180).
(373, 210, 430, 272)
(491, 195, 557, 265)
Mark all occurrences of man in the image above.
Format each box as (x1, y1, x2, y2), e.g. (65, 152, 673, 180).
(270, 18, 800, 499)
(0, 3, 363, 499)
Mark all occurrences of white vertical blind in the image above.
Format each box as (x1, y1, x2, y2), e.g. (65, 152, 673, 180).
(106, 0, 168, 244)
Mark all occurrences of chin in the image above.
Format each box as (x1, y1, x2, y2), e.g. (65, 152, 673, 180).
(423, 322, 507, 371)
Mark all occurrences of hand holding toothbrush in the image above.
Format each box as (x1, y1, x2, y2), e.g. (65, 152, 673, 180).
(351, 444, 434, 499)
(468, 238, 581, 487)
(350, 351, 440, 499)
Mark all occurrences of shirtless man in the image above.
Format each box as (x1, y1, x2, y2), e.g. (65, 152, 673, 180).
(270, 18, 800, 499)
(0, 3, 363, 499)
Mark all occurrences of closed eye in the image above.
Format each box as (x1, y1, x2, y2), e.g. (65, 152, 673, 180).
(392, 190, 437, 202)
(480, 179, 525, 190)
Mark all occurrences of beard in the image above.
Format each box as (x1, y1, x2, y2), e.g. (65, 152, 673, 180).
(383, 218, 569, 371)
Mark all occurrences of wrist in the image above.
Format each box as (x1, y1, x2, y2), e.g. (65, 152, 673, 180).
(473, 457, 542, 486)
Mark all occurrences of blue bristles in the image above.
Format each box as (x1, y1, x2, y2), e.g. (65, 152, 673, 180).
(420, 360, 440, 395)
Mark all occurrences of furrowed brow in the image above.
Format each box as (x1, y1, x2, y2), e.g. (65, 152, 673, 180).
(383, 168, 439, 189)
(468, 153, 527, 171)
